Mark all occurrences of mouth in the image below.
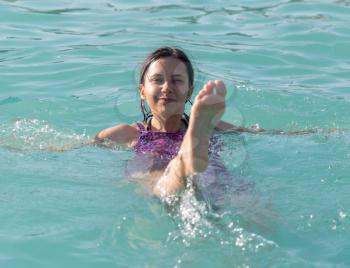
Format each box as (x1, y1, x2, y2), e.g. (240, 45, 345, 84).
(158, 97, 175, 103)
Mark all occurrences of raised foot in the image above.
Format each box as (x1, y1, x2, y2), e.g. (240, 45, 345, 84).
(190, 80, 226, 136)
(182, 80, 227, 173)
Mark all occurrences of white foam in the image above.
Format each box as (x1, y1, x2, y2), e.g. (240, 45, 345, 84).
(0, 118, 90, 152)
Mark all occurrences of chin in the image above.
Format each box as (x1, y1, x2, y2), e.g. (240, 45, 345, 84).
(158, 108, 183, 118)
(156, 102, 184, 115)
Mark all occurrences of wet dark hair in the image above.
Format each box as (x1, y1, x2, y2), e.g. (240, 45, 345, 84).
(139, 47, 194, 129)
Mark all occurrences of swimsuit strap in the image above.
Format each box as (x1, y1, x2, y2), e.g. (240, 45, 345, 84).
(183, 113, 190, 127)
(146, 116, 152, 131)
(136, 122, 146, 132)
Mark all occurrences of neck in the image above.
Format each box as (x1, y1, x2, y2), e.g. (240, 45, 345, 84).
(150, 114, 184, 132)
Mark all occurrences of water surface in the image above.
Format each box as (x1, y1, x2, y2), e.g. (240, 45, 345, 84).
(1, 0, 350, 267)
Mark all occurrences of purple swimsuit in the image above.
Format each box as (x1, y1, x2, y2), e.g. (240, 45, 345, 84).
(129, 122, 249, 209)
(134, 123, 185, 160)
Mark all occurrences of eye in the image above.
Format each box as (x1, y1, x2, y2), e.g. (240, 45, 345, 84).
(151, 77, 164, 84)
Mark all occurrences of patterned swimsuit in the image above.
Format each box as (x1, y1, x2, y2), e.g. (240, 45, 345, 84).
(129, 122, 246, 208)
(133, 122, 185, 160)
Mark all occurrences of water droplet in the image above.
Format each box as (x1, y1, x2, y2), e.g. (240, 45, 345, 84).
(339, 211, 347, 219)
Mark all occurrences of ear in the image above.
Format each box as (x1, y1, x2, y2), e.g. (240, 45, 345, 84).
(139, 84, 146, 100)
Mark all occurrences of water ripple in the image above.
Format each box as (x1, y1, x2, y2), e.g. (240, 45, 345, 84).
(11, 6, 91, 15)
(0, 1, 350, 266)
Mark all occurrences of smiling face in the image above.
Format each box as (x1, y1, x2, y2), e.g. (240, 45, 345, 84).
(140, 57, 193, 120)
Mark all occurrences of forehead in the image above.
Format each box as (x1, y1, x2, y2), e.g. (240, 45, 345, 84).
(147, 57, 187, 76)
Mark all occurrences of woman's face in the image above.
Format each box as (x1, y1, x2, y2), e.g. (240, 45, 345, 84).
(140, 57, 192, 119)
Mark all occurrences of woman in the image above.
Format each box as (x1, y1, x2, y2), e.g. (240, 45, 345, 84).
(96, 47, 234, 198)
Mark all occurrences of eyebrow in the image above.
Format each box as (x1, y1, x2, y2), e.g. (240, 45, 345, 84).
(149, 73, 162, 77)
(149, 73, 185, 78)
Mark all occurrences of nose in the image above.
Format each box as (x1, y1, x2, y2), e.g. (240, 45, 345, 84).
(161, 80, 174, 93)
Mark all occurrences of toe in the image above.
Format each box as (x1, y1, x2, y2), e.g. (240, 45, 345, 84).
(214, 80, 226, 96)
(196, 89, 206, 100)
(205, 80, 216, 94)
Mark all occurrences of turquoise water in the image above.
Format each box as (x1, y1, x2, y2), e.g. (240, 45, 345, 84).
(1, 0, 350, 267)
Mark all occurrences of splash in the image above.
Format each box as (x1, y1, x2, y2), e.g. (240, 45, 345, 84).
(163, 176, 277, 252)
(163, 176, 214, 246)
(0, 118, 91, 152)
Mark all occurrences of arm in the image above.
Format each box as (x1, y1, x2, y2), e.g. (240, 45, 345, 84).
(215, 120, 342, 135)
(0, 124, 139, 153)
(42, 124, 140, 152)
(25, 124, 134, 152)
(215, 120, 265, 133)
(95, 123, 139, 147)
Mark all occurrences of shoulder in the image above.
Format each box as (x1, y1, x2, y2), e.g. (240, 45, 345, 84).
(95, 123, 140, 146)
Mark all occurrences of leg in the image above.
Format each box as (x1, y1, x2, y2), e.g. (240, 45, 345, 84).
(154, 80, 226, 198)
